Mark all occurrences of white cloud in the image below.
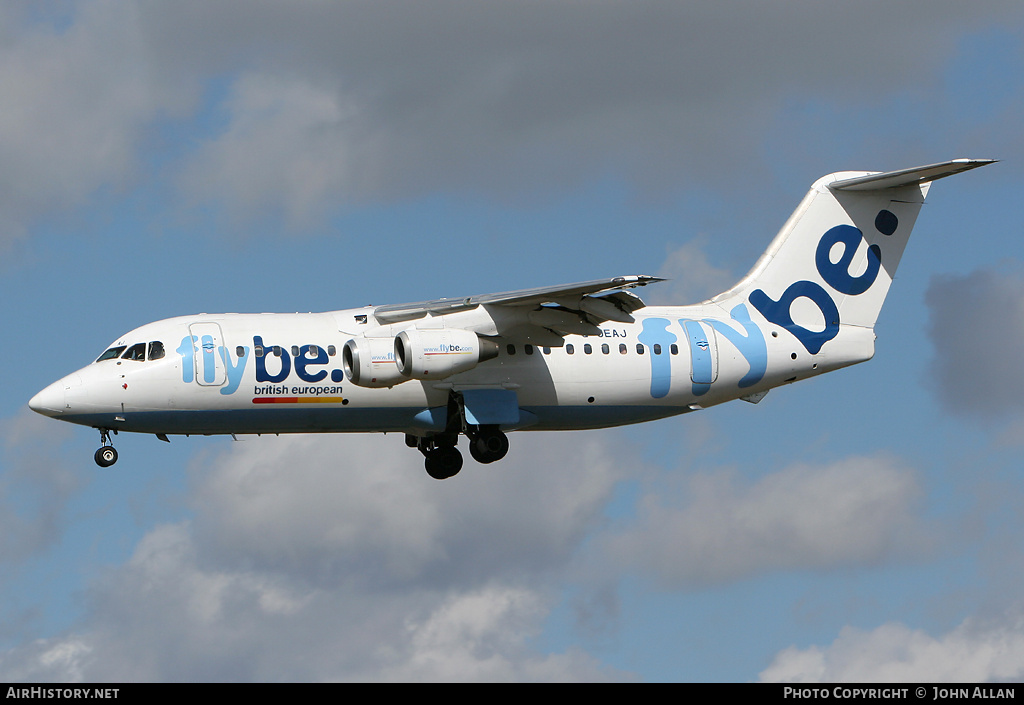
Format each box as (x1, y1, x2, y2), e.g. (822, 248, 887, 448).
(6, 1, 1023, 238)
(653, 237, 739, 305)
(178, 74, 359, 228)
(372, 585, 620, 682)
(1, 557, 621, 682)
(761, 611, 1024, 682)
(165, 1, 1024, 215)
(0, 413, 82, 564)
(0, 635, 93, 683)
(0, 432, 632, 681)
(191, 432, 625, 587)
(603, 455, 929, 588)
(926, 266, 1024, 419)
(0, 429, 945, 679)
(170, 0, 1024, 218)
(0, 1, 195, 248)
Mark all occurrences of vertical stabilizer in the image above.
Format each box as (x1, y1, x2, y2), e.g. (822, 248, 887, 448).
(712, 159, 993, 356)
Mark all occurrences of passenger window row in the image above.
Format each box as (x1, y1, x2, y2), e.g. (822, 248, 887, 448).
(505, 343, 680, 356)
(100, 339, 678, 364)
(251, 345, 336, 358)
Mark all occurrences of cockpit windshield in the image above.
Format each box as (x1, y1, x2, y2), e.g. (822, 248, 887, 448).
(96, 346, 127, 362)
(122, 343, 146, 361)
(96, 341, 165, 363)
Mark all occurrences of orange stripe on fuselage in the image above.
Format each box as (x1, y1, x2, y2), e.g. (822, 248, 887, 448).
(252, 397, 345, 404)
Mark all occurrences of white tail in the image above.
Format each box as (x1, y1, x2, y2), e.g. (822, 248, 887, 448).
(712, 159, 994, 356)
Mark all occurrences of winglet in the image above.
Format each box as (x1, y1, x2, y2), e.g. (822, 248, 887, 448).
(829, 158, 996, 191)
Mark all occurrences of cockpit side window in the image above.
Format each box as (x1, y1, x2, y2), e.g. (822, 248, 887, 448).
(96, 346, 126, 362)
(148, 341, 165, 361)
(121, 343, 146, 361)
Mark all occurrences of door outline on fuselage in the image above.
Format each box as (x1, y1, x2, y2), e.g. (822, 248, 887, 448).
(682, 320, 718, 395)
(188, 322, 227, 387)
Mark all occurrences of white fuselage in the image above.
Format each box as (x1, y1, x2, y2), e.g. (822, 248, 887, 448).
(29, 302, 873, 438)
(29, 158, 992, 476)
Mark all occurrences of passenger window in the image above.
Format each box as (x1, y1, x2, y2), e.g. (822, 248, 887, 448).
(327, 345, 336, 356)
(525, 344, 534, 355)
(148, 341, 165, 361)
(96, 346, 127, 362)
(653, 344, 662, 355)
(543, 347, 551, 355)
(254, 345, 264, 357)
(291, 346, 300, 357)
(310, 345, 320, 357)
(506, 344, 516, 355)
(121, 343, 146, 361)
(619, 343, 627, 355)
(566, 344, 575, 355)
(584, 344, 592, 355)
(671, 344, 679, 355)
(273, 346, 282, 357)
(601, 344, 609, 354)
(236, 346, 246, 358)
(636, 344, 645, 355)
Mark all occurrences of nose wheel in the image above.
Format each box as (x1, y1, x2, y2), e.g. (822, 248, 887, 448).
(95, 446, 118, 467)
(94, 429, 118, 467)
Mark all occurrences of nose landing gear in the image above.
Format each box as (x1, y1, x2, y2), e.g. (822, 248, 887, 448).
(94, 429, 118, 467)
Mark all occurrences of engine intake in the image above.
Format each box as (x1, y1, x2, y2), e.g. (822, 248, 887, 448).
(342, 337, 408, 388)
(395, 329, 499, 380)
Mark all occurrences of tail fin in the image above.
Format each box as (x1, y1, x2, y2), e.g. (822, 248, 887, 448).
(713, 159, 994, 355)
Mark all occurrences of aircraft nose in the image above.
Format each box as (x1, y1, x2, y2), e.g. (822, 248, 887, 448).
(29, 380, 66, 417)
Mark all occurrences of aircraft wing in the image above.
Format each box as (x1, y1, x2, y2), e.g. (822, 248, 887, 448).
(372, 275, 664, 338)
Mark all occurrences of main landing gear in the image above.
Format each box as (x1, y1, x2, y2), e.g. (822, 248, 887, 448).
(468, 426, 509, 465)
(94, 428, 118, 467)
(409, 427, 510, 480)
(408, 393, 511, 480)
(411, 433, 464, 480)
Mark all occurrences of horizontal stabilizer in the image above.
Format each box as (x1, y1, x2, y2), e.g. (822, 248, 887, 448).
(829, 159, 996, 191)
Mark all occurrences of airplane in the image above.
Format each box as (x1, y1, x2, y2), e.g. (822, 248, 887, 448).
(29, 158, 993, 479)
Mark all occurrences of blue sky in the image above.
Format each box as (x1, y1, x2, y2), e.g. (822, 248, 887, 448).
(3, 0, 1024, 682)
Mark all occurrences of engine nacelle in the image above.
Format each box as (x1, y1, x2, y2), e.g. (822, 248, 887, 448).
(342, 336, 408, 388)
(395, 329, 499, 380)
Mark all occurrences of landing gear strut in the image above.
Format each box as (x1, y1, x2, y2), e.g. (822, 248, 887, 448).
(409, 392, 512, 479)
(94, 428, 118, 468)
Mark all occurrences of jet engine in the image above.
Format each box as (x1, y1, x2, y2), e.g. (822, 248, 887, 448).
(395, 329, 499, 380)
(342, 336, 408, 388)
